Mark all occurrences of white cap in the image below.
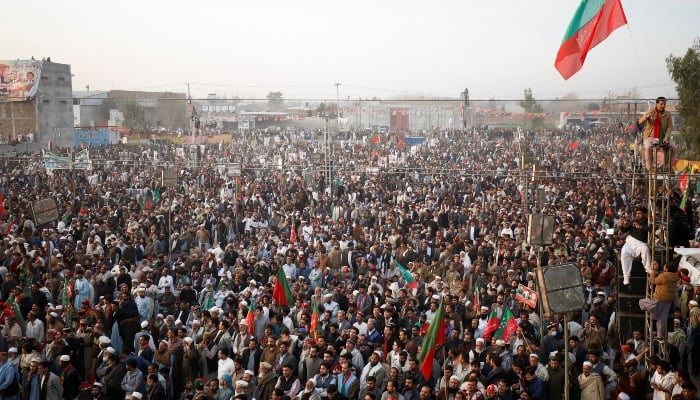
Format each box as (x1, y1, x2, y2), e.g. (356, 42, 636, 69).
(235, 380, 249, 388)
(244, 370, 255, 376)
(691, 300, 699, 306)
(495, 339, 506, 347)
(529, 353, 539, 359)
(583, 361, 593, 367)
(93, 382, 103, 388)
(8, 347, 17, 353)
(183, 337, 193, 344)
(140, 321, 149, 329)
(618, 393, 630, 400)
(60, 355, 70, 362)
(480, 306, 489, 311)
(449, 375, 461, 382)
(98, 336, 111, 345)
(476, 338, 485, 344)
(106, 347, 116, 354)
(132, 393, 143, 400)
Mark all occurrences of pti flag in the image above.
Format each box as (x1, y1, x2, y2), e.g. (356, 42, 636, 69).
(482, 308, 500, 341)
(310, 302, 320, 340)
(494, 307, 519, 342)
(417, 298, 445, 380)
(555, 0, 628, 79)
(396, 261, 417, 289)
(245, 299, 255, 334)
(273, 267, 294, 306)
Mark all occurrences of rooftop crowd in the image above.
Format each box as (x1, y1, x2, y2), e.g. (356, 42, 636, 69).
(0, 125, 698, 400)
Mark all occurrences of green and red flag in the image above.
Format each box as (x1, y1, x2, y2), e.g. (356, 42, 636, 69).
(63, 277, 71, 324)
(273, 267, 294, 306)
(5, 293, 24, 325)
(555, 0, 628, 80)
(417, 298, 445, 381)
(494, 307, 519, 342)
(370, 133, 380, 145)
(245, 299, 255, 334)
(396, 261, 417, 289)
(680, 166, 691, 210)
(310, 302, 320, 340)
(473, 285, 480, 312)
(482, 308, 500, 341)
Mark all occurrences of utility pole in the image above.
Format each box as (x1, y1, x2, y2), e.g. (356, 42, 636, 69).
(462, 87, 469, 131)
(185, 82, 198, 137)
(334, 83, 341, 133)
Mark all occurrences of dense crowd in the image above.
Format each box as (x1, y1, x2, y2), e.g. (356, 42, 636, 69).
(0, 125, 699, 400)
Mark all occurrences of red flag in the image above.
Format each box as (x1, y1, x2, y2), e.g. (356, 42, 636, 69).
(310, 302, 320, 340)
(245, 300, 255, 334)
(555, 0, 628, 80)
(0, 192, 4, 217)
(417, 298, 445, 380)
(397, 138, 405, 150)
(680, 169, 689, 193)
(567, 141, 579, 152)
(473, 285, 480, 312)
(482, 308, 500, 341)
(289, 216, 297, 245)
(273, 267, 294, 306)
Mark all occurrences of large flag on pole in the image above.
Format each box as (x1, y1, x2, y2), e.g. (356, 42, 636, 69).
(417, 298, 445, 381)
(555, 0, 628, 80)
(396, 261, 417, 289)
(273, 267, 294, 306)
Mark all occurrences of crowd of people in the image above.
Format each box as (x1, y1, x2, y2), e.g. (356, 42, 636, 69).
(0, 124, 698, 400)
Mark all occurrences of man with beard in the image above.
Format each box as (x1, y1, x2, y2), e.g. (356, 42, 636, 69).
(257, 361, 277, 400)
(546, 354, 565, 400)
(312, 362, 335, 397)
(578, 361, 604, 400)
(361, 350, 387, 389)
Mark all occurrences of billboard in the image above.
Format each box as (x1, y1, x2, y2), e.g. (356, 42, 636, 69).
(0, 60, 42, 101)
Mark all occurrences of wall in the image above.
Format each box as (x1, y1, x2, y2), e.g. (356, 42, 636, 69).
(36, 61, 74, 146)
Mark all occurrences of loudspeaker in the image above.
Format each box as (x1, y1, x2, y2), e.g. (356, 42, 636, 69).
(528, 214, 555, 246)
(536, 263, 585, 313)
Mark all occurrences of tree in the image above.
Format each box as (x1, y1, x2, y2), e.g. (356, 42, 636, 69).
(122, 101, 146, 132)
(267, 91, 284, 111)
(519, 88, 544, 128)
(667, 39, 700, 158)
(99, 98, 119, 121)
(586, 102, 600, 111)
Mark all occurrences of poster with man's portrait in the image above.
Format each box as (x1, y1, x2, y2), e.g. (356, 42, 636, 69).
(516, 283, 538, 309)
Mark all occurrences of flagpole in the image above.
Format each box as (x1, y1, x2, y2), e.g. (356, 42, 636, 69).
(563, 312, 570, 400)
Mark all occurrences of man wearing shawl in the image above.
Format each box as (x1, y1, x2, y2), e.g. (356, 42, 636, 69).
(578, 361, 604, 400)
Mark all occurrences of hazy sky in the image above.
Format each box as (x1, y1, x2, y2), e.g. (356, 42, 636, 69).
(3, 0, 697, 102)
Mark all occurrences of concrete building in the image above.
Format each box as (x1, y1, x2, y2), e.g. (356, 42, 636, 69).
(0, 59, 74, 147)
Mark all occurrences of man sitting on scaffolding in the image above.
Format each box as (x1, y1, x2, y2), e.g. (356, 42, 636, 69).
(619, 206, 651, 285)
(640, 96, 674, 171)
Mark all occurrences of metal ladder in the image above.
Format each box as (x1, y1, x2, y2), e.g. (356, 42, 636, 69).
(646, 144, 672, 363)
